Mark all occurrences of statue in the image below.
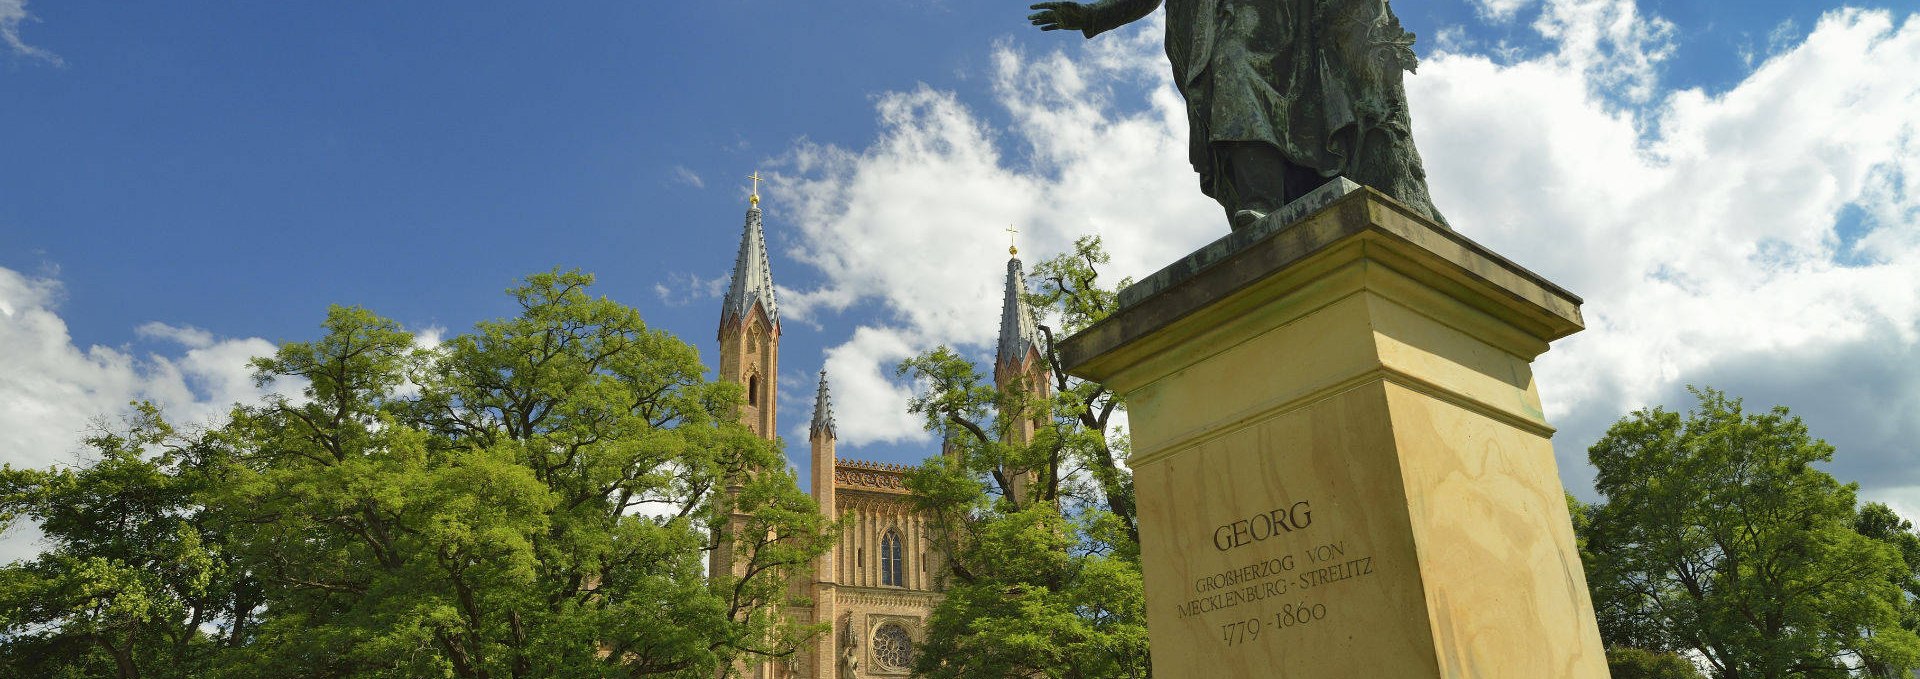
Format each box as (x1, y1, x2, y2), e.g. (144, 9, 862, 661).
(1029, 0, 1448, 230)
(838, 613, 860, 679)
(839, 646, 860, 679)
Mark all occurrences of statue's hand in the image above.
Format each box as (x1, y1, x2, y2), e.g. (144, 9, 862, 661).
(1028, 2, 1091, 33)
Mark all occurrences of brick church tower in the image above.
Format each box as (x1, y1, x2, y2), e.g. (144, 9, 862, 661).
(708, 188, 1050, 679)
(708, 185, 783, 679)
(994, 245, 1051, 506)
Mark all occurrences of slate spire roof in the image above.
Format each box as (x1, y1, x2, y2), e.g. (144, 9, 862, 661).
(719, 199, 779, 335)
(996, 255, 1041, 369)
(811, 369, 836, 439)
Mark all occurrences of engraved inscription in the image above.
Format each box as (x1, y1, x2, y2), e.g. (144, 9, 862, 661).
(1182, 537, 1380, 648)
(1177, 555, 1298, 619)
(1297, 540, 1374, 591)
(1211, 500, 1313, 551)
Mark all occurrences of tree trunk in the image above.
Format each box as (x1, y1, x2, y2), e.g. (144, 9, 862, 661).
(97, 631, 140, 679)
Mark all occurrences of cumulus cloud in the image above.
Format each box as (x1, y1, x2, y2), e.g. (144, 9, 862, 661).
(1531, 0, 1678, 103)
(0, 267, 295, 561)
(0, 0, 59, 65)
(767, 16, 1217, 451)
(1414, 7, 1920, 501)
(770, 3, 1920, 521)
(776, 283, 858, 328)
(815, 327, 935, 448)
(0, 270, 286, 459)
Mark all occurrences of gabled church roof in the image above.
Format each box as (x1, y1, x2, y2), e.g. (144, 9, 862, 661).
(811, 369, 835, 439)
(996, 255, 1041, 368)
(719, 199, 779, 334)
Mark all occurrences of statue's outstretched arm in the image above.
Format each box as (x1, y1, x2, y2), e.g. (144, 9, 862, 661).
(1081, 0, 1162, 38)
(1030, 0, 1161, 39)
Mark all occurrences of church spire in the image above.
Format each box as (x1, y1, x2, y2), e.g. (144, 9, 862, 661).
(715, 185, 780, 440)
(811, 370, 836, 440)
(993, 250, 1048, 508)
(996, 253, 1041, 371)
(719, 190, 779, 337)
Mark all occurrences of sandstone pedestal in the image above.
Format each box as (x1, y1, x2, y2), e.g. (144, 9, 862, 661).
(1059, 181, 1608, 677)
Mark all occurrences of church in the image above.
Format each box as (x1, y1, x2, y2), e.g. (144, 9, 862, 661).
(705, 186, 1048, 679)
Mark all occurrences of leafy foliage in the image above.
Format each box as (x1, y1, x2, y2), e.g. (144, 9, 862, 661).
(0, 270, 832, 678)
(1607, 647, 1704, 679)
(0, 405, 238, 679)
(1854, 502, 1920, 678)
(899, 237, 1149, 679)
(1577, 387, 1920, 679)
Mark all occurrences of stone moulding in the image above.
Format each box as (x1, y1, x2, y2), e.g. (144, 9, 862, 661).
(1067, 184, 1582, 388)
(835, 459, 914, 492)
(838, 588, 941, 610)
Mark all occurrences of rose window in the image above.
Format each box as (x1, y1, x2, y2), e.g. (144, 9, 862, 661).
(872, 623, 913, 671)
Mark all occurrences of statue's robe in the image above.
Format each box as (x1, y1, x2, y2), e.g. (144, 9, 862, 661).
(1080, 0, 1446, 224)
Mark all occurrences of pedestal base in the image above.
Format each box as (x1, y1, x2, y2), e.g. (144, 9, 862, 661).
(1061, 185, 1606, 678)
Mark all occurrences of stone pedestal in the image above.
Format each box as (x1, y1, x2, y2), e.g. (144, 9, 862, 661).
(1059, 182, 1607, 678)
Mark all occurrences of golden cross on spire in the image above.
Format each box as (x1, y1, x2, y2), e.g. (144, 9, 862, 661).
(748, 171, 764, 205)
(1005, 225, 1019, 256)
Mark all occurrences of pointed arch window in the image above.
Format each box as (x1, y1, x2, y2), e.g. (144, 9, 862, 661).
(881, 529, 905, 586)
(748, 374, 760, 406)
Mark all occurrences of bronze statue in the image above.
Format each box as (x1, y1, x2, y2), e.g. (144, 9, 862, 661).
(1029, 0, 1448, 230)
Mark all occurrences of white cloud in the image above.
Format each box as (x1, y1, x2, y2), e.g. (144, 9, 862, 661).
(1434, 25, 1476, 54)
(672, 165, 706, 189)
(1768, 18, 1803, 56)
(412, 325, 446, 350)
(775, 283, 858, 328)
(816, 327, 932, 448)
(1413, 6, 1920, 499)
(0, 266, 294, 562)
(1534, 0, 1677, 103)
(1864, 487, 1920, 528)
(1473, 0, 1538, 23)
(767, 15, 1218, 451)
(0, 0, 59, 65)
(0, 269, 283, 464)
(770, 2, 1920, 518)
(652, 271, 728, 307)
(136, 321, 214, 349)
(1449, 0, 1679, 104)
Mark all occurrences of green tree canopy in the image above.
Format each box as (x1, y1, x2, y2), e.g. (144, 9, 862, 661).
(0, 405, 239, 679)
(1578, 386, 1920, 679)
(0, 270, 833, 678)
(1853, 501, 1920, 678)
(898, 237, 1149, 679)
(1607, 647, 1705, 679)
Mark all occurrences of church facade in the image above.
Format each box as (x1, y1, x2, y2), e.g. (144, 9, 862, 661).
(706, 191, 1046, 679)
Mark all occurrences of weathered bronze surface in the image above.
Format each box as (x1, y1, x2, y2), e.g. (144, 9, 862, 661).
(1030, 0, 1449, 231)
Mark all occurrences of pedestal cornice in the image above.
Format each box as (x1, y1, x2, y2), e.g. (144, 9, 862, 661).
(1061, 186, 1583, 390)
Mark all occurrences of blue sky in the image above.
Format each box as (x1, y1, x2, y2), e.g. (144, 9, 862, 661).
(1, 0, 1839, 348)
(4, 0, 1920, 551)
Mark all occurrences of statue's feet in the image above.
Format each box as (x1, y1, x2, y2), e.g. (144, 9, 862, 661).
(1231, 209, 1268, 231)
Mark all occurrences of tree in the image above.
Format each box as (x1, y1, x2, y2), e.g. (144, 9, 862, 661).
(898, 237, 1149, 679)
(0, 405, 244, 679)
(1854, 502, 1920, 678)
(1, 270, 834, 678)
(1607, 647, 1704, 679)
(1578, 386, 1920, 679)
